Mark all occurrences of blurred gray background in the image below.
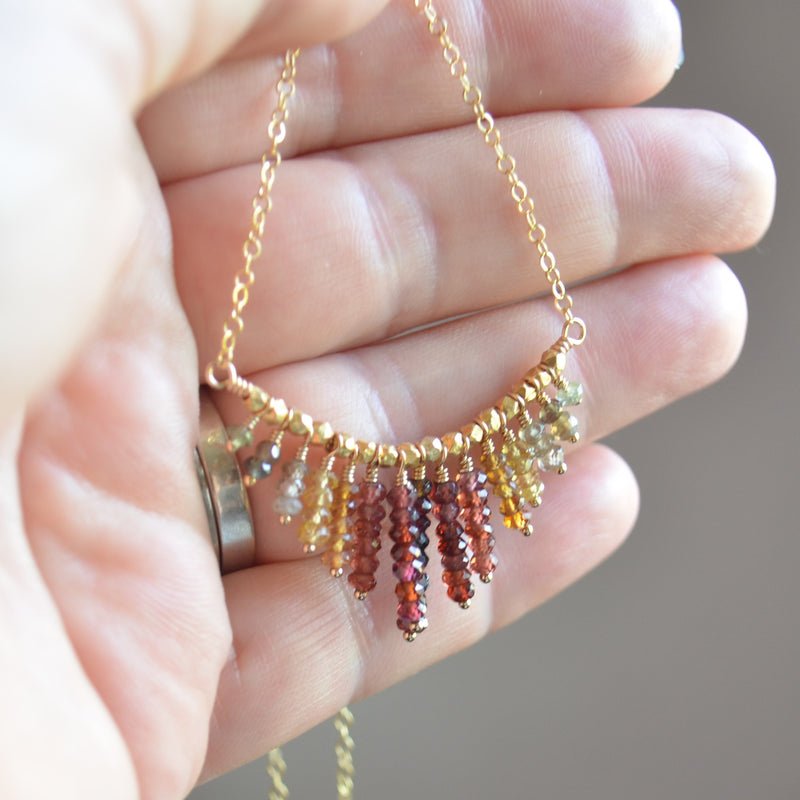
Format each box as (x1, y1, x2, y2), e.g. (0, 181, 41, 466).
(191, 1, 799, 798)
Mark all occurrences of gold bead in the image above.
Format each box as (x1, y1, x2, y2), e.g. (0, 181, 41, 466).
(478, 408, 503, 435)
(558, 463, 568, 475)
(420, 436, 444, 463)
(524, 369, 552, 392)
(378, 444, 399, 468)
(336, 436, 358, 458)
(459, 599, 472, 610)
(541, 348, 567, 375)
(501, 395, 521, 418)
(288, 410, 314, 436)
(358, 441, 379, 464)
(312, 421, 335, 446)
(481, 574, 493, 584)
(462, 422, 485, 446)
(246, 387, 269, 413)
(441, 431, 466, 456)
(398, 443, 422, 468)
(264, 397, 289, 426)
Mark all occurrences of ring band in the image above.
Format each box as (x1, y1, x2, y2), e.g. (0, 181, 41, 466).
(195, 389, 256, 574)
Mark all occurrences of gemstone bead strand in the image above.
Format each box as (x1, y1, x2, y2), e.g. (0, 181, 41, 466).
(481, 437, 532, 536)
(347, 471, 387, 600)
(457, 457, 496, 582)
(388, 475, 429, 641)
(297, 455, 338, 554)
(273, 443, 310, 525)
(322, 460, 357, 577)
(433, 465, 474, 608)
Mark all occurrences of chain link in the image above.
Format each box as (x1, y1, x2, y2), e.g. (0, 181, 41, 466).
(266, 747, 290, 800)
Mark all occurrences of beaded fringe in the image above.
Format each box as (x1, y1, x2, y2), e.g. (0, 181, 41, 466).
(212, 359, 584, 642)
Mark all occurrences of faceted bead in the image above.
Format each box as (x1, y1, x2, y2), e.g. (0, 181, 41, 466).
(435, 502, 460, 523)
(277, 478, 303, 498)
(227, 425, 253, 451)
(551, 412, 579, 441)
(539, 446, 565, 472)
(539, 403, 563, 424)
(518, 420, 546, 446)
(441, 553, 469, 572)
(433, 481, 458, 505)
(351, 554, 380, 573)
(500, 497, 522, 516)
(388, 484, 417, 507)
(389, 507, 417, 526)
(360, 503, 386, 523)
(360, 482, 387, 505)
(556, 381, 584, 407)
(447, 583, 475, 605)
(397, 602, 426, 623)
(255, 440, 281, 464)
(531, 433, 555, 458)
(462, 506, 490, 527)
(348, 573, 377, 595)
(353, 537, 380, 555)
(389, 529, 417, 547)
(390, 541, 423, 561)
(395, 581, 426, 602)
(243, 455, 272, 484)
(282, 460, 309, 481)
(457, 469, 482, 495)
(273, 495, 303, 518)
(393, 561, 422, 582)
(503, 510, 530, 530)
(471, 553, 498, 575)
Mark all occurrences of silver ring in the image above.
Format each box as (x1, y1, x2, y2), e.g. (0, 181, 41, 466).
(195, 389, 256, 574)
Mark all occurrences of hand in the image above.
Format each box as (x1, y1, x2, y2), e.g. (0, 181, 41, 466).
(0, 1, 774, 798)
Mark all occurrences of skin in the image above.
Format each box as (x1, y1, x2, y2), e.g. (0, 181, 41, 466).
(0, 0, 775, 798)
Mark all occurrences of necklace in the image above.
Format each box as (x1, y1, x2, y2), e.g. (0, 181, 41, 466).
(207, 0, 585, 640)
(204, 1, 585, 791)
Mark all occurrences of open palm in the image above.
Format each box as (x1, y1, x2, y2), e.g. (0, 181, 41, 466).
(0, 0, 774, 798)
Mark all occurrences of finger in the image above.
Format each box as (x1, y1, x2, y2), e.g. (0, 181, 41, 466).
(140, 0, 682, 181)
(213, 252, 746, 563)
(202, 442, 638, 779)
(171, 108, 772, 373)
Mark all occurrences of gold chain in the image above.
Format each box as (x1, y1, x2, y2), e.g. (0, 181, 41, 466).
(266, 747, 290, 800)
(207, 0, 585, 390)
(209, 48, 300, 383)
(414, 0, 580, 334)
(333, 707, 355, 799)
(264, 708, 355, 800)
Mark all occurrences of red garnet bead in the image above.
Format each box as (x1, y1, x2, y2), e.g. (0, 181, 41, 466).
(458, 468, 497, 582)
(347, 479, 386, 600)
(433, 480, 475, 608)
(388, 482, 429, 640)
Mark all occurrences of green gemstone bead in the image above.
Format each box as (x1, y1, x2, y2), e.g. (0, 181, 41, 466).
(227, 425, 253, 451)
(551, 412, 579, 441)
(539, 403, 563, 424)
(557, 381, 584, 407)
